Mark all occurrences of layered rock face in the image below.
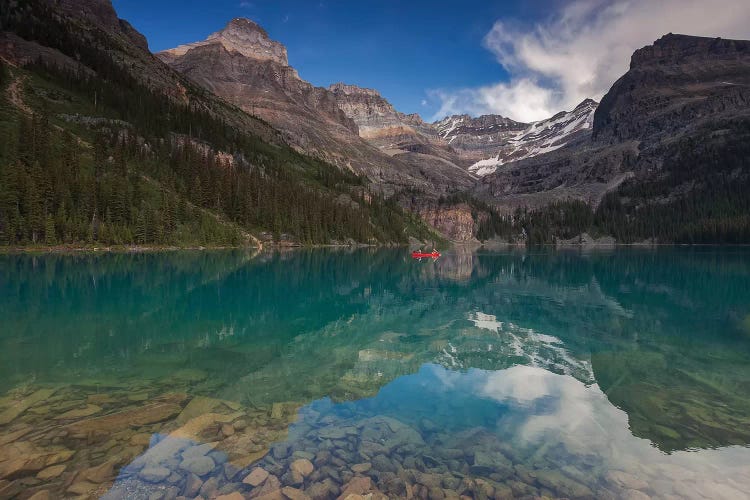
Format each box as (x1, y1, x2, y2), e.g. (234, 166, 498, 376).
(158, 20, 476, 197)
(159, 18, 287, 65)
(329, 83, 438, 143)
(594, 33, 750, 145)
(474, 34, 750, 212)
(158, 20, 357, 137)
(331, 83, 599, 178)
(327, 83, 475, 188)
(417, 204, 479, 243)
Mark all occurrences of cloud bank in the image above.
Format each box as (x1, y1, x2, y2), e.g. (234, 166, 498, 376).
(431, 0, 750, 122)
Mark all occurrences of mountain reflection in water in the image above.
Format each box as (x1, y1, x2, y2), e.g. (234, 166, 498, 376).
(1, 248, 749, 499)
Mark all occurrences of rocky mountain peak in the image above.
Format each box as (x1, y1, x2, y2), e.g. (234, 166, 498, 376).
(595, 33, 750, 142)
(159, 17, 288, 65)
(630, 33, 750, 69)
(328, 83, 382, 98)
(57, 0, 149, 50)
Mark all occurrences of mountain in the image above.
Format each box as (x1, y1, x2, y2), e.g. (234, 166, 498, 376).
(329, 81, 598, 178)
(437, 99, 597, 176)
(0, 0, 439, 247)
(474, 34, 750, 244)
(157, 20, 477, 197)
(327, 83, 476, 186)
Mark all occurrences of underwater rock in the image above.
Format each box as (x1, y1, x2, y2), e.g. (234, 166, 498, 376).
(170, 412, 243, 441)
(183, 472, 203, 496)
(176, 396, 237, 425)
(139, 466, 171, 483)
(215, 493, 244, 500)
(244, 467, 270, 487)
(0, 426, 33, 447)
(470, 450, 513, 478)
(305, 478, 338, 499)
(290, 458, 314, 478)
(65, 402, 181, 437)
(129, 436, 192, 472)
(292, 451, 315, 461)
(337, 476, 373, 499)
(88, 394, 116, 405)
(81, 459, 117, 483)
(0, 441, 74, 480)
(55, 404, 102, 419)
(66, 480, 98, 495)
(27, 491, 51, 500)
(36, 464, 66, 480)
(317, 427, 348, 440)
(130, 433, 153, 446)
(199, 476, 220, 497)
(531, 469, 594, 498)
(272, 443, 291, 460)
(350, 463, 371, 473)
(607, 470, 649, 491)
(182, 442, 218, 460)
(621, 489, 651, 500)
(180, 455, 215, 476)
(0, 389, 56, 425)
(282, 485, 311, 500)
(250, 473, 281, 499)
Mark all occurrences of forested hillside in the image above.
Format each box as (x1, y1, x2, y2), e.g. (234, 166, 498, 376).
(0, 0, 435, 247)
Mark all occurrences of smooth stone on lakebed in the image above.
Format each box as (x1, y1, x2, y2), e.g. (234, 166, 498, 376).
(351, 463, 371, 473)
(27, 491, 51, 500)
(243, 467, 269, 487)
(55, 404, 102, 419)
(179, 456, 216, 476)
(282, 485, 311, 500)
(184, 473, 203, 496)
(182, 442, 217, 459)
(36, 464, 66, 480)
(0, 388, 56, 425)
(215, 493, 244, 500)
(139, 466, 172, 483)
(292, 450, 315, 461)
(66, 480, 98, 495)
(291, 459, 314, 478)
(251, 473, 282, 498)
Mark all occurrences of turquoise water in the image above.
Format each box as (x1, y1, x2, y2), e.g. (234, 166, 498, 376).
(1, 248, 750, 499)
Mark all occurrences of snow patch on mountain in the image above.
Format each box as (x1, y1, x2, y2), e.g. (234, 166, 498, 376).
(466, 99, 597, 176)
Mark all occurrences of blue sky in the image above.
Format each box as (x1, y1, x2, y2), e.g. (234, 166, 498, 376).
(113, 1, 749, 122)
(112, 0, 554, 118)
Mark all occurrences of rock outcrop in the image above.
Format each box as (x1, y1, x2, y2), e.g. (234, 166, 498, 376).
(158, 20, 474, 197)
(328, 83, 438, 143)
(159, 18, 287, 65)
(474, 33, 750, 213)
(417, 204, 479, 243)
(594, 33, 750, 145)
(330, 83, 599, 179)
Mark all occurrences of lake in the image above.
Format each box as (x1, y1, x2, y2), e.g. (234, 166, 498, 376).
(1, 248, 750, 499)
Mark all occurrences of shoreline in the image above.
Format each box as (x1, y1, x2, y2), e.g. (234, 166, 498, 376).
(2, 242, 750, 255)
(0, 242, 390, 255)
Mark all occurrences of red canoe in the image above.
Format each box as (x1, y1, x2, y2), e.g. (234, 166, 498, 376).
(412, 251, 441, 259)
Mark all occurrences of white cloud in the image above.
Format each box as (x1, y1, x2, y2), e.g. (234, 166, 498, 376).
(431, 0, 750, 123)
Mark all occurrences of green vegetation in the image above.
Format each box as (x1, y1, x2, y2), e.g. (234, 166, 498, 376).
(0, 0, 436, 247)
(463, 119, 750, 246)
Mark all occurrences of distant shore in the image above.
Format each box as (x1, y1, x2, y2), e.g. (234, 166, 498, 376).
(0, 242, 393, 254)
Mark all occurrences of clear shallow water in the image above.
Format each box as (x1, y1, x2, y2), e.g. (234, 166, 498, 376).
(1, 248, 750, 499)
